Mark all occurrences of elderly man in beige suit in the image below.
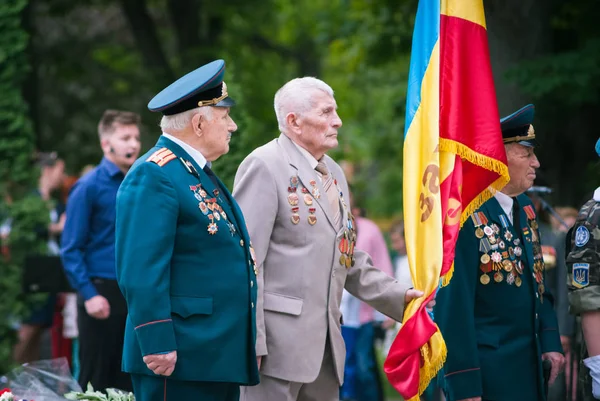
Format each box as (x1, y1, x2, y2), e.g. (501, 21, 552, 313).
(232, 77, 423, 401)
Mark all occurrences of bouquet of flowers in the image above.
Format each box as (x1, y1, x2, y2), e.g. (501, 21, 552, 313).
(0, 388, 34, 401)
(65, 384, 134, 401)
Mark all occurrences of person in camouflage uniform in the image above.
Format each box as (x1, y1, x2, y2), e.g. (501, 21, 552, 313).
(566, 138, 600, 400)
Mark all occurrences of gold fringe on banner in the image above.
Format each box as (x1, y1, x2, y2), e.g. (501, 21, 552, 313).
(437, 138, 510, 286)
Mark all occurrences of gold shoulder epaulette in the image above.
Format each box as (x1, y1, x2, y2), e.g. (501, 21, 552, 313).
(146, 148, 176, 167)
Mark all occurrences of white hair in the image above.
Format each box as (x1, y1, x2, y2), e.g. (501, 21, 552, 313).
(274, 77, 334, 132)
(159, 106, 213, 132)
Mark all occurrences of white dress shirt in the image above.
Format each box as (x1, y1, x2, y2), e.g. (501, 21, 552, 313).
(495, 191, 515, 224)
(162, 133, 207, 169)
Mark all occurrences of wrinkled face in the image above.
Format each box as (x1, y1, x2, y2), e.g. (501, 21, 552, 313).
(103, 123, 141, 170)
(505, 144, 540, 195)
(200, 107, 237, 162)
(295, 90, 342, 157)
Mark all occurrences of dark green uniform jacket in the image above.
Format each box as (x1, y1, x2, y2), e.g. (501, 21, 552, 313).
(435, 194, 563, 401)
(116, 136, 259, 385)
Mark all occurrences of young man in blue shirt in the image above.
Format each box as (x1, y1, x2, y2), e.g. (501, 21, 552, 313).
(61, 109, 141, 391)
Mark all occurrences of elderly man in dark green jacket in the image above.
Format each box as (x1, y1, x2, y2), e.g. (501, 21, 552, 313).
(434, 104, 565, 401)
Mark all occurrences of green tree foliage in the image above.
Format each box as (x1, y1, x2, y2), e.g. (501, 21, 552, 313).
(499, 0, 600, 206)
(27, 0, 417, 219)
(0, 0, 49, 373)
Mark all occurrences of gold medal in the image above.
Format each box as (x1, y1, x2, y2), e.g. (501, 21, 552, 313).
(475, 227, 484, 239)
(480, 254, 490, 264)
(288, 193, 299, 206)
(494, 271, 503, 283)
(308, 215, 317, 225)
(480, 274, 490, 285)
(303, 194, 313, 206)
(339, 254, 347, 266)
(515, 276, 522, 287)
(538, 283, 545, 294)
(345, 256, 352, 268)
(502, 259, 513, 272)
(291, 214, 300, 225)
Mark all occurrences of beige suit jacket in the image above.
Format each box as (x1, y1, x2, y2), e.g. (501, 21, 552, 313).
(232, 134, 411, 384)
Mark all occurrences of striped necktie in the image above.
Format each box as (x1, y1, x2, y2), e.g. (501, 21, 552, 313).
(315, 160, 341, 228)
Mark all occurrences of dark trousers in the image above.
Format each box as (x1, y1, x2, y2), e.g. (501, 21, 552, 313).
(340, 323, 384, 401)
(131, 374, 241, 401)
(77, 278, 131, 392)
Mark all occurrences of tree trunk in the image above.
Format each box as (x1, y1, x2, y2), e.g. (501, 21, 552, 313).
(120, 0, 174, 86)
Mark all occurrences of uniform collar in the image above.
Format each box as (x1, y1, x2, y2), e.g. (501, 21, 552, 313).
(161, 132, 207, 169)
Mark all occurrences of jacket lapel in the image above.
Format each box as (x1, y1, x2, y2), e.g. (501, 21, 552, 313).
(484, 195, 536, 279)
(156, 136, 243, 236)
(213, 174, 247, 240)
(515, 196, 536, 269)
(278, 134, 337, 230)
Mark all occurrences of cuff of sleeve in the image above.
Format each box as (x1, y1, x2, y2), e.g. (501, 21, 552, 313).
(444, 368, 482, 400)
(135, 319, 177, 356)
(80, 281, 98, 301)
(541, 328, 563, 354)
(569, 286, 600, 315)
(256, 336, 268, 357)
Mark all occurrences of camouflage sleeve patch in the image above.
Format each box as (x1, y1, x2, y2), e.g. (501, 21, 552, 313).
(146, 148, 176, 167)
(567, 199, 600, 314)
(569, 285, 600, 315)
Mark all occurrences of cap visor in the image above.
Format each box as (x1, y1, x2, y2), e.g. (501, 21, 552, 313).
(518, 140, 537, 148)
(215, 96, 236, 107)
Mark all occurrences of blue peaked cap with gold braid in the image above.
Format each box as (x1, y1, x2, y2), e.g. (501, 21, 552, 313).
(148, 59, 235, 115)
(500, 104, 537, 148)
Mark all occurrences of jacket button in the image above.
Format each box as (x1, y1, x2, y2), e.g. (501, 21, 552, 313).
(252, 302, 255, 308)
(535, 313, 538, 319)
(240, 239, 245, 247)
(251, 281, 254, 287)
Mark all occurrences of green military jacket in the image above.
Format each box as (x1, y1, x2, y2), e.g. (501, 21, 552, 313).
(115, 136, 259, 385)
(435, 193, 562, 401)
(566, 195, 600, 401)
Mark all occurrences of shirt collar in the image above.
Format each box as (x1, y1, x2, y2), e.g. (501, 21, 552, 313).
(100, 157, 123, 178)
(291, 140, 319, 170)
(495, 191, 515, 221)
(162, 133, 207, 169)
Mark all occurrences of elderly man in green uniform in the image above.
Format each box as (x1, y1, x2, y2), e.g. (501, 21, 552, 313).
(434, 104, 565, 401)
(566, 138, 600, 401)
(115, 60, 259, 401)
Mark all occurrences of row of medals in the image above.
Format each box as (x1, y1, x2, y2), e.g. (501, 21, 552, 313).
(477, 223, 525, 286)
(287, 175, 356, 269)
(288, 176, 318, 225)
(528, 218, 546, 296)
(189, 184, 236, 236)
